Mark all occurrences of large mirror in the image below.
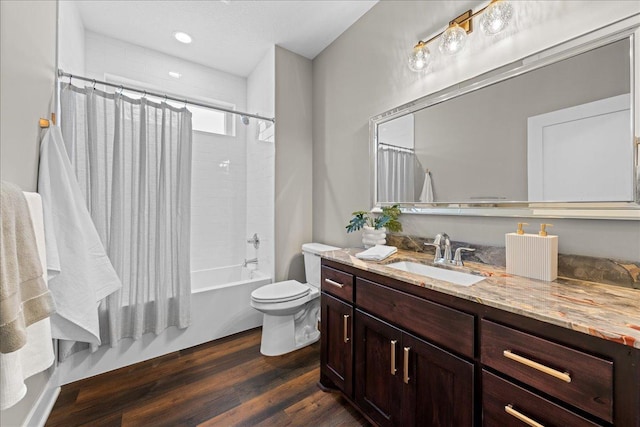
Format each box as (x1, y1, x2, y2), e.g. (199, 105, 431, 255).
(371, 18, 640, 219)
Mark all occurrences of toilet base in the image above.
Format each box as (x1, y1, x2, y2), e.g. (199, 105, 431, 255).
(259, 300, 320, 356)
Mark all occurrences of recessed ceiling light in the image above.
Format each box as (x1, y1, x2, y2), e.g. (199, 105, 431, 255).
(173, 31, 192, 44)
(168, 71, 182, 79)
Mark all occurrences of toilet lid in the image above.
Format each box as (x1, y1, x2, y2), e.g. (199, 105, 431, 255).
(251, 280, 310, 303)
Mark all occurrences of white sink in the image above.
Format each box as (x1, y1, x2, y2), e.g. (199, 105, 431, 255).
(385, 261, 485, 287)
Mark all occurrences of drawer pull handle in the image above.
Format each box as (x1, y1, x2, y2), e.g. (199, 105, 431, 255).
(505, 404, 545, 427)
(390, 340, 397, 375)
(503, 350, 571, 383)
(403, 347, 410, 384)
(343, 315, 350, 343)
(325, 278, 344, 288)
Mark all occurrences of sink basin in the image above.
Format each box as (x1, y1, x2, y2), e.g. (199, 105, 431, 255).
(385, 261, 485, 287)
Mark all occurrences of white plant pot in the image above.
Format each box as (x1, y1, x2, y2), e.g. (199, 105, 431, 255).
(362, 226, 386, 248)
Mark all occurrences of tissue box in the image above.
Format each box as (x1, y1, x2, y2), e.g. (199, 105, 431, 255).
(506, 233, 558, 281)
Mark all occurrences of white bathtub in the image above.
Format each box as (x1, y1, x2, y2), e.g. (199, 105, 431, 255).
(192, 265, 270, 292)
(190, 265, 271, 341)
(56, 265, 271, 385)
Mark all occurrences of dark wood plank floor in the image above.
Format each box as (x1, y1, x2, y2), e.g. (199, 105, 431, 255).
(46, 328, 370, 427)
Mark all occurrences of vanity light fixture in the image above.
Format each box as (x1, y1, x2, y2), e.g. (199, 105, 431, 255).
(173, 31, 193, 44)
(409, 0, 514, 72)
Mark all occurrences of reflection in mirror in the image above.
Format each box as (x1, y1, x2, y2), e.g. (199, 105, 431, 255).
(375, 38, 633, 205)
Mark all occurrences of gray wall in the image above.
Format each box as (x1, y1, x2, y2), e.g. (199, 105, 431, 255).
(312, 1, 640, 261)
(0, 2, 58, 424)
(275, 47, 314, 282)
(1, 0, 57, 191)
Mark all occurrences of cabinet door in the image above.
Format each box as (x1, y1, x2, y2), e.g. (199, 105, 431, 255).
(354, 310, 403, 427)
(402, 332, 474, 427)
(320, 293, 353, 397)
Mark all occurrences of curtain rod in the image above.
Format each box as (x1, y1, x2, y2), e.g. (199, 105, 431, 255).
(378, 142, 414, 153)
(57, 69, 275, 123)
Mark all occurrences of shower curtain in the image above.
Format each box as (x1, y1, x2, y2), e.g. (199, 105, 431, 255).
(377, 146, 416, 203)
(58, 83, 192, 356)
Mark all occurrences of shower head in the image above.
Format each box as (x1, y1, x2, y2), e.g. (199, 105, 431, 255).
(240, 115, 250, 125)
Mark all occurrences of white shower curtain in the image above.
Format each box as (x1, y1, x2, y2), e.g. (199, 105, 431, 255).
(377, 147, 416, 202)
(59, 83, 192, 354)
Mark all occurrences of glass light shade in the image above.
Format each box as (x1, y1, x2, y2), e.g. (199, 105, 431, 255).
(408, 42, 431, 72)
(480, 0, 514, 35)
(439, 23, 467, 55)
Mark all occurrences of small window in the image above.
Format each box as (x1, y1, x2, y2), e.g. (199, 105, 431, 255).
(189, 104, 228, 135)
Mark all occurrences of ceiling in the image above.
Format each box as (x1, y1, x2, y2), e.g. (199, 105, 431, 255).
(75, 0, 378, 77)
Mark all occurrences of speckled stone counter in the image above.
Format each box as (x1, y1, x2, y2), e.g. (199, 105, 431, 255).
(322, 248, 640, 350)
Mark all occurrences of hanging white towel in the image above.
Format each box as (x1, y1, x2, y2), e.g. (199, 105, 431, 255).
(0, 192, 55, 410)
(419, 171, 434, 202)
(356, 245, 398, 261)
(38, 127, 122, 347)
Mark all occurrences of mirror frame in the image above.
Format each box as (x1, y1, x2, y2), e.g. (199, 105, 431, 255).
(370, 15, 640, 220)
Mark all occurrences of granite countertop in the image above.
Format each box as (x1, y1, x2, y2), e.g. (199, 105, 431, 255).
(322, 248, 640, 350)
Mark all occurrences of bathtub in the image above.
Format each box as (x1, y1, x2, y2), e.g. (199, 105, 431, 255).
(190, 265, 272, 340)
(56, 265, 271, 385)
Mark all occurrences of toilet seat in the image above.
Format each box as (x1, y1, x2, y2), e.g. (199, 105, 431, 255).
(251, 280, 310, 303)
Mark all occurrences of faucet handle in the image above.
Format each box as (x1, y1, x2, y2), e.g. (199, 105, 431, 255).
(453, 247, 475, 266)
(424, 242, 442, 261)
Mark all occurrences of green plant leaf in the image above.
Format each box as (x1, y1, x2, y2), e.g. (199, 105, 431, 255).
(346, 212, 367, 233)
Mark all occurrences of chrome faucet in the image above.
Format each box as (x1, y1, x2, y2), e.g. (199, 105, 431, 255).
(424, 233, 451, 263)
(424, 233, 475, 266)
(243, 258, 258, 267)
(453, 247, 475, 266)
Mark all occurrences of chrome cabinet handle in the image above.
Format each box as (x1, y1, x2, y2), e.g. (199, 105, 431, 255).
(390, 340, 397, 375)
(343, 314, 350, 343)
(503, 350, 571, 383)
(324, 278, 344, 288)
(505, 405, 545, 427)
(403, 347, 410, 384)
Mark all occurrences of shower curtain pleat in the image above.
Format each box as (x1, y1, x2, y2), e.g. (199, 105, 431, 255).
(58, 83, 192, 355)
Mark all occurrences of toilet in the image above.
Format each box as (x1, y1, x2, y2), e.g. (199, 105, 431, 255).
(250, 243, 340, 356)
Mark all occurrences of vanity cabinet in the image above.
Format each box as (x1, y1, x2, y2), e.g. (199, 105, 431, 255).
(320, 266, 354, 397)
(320, 293, 353, 397)
(319, 258, 640, 427)
(481, 320, 613, 423)
(355, 310, 473, 427)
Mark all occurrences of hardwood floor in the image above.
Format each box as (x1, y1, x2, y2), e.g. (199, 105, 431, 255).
(46, 328, 370, 427)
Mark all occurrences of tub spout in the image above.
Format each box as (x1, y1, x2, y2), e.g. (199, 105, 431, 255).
(243, 258, 258, 267)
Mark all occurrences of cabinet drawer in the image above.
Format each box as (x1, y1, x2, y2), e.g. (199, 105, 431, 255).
(321, 266, 354, 302)
(356, 278, 474, 358)
(483, 370, 601, 427)
(481, 320, 613, 423)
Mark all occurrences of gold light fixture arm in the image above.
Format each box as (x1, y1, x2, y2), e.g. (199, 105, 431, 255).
(412, 0, 511, 56)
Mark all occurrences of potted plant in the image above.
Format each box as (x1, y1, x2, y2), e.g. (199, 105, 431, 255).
(346, 204, 402, 247)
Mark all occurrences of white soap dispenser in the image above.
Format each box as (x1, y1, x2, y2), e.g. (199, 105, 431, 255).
(506, 223, 558, 281)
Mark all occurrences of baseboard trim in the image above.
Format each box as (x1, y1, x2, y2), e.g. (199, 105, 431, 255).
(24, 383, 60, 427)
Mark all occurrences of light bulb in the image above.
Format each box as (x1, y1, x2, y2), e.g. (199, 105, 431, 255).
(408, 42, 431, 72)
(439, 23, 467, 55)
(480, 0, 513, 35)
(173, 31, 192, 44)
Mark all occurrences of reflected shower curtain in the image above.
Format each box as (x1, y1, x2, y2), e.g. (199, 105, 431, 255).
(377, 147, 416, 202)
(59, 83, 192, 355)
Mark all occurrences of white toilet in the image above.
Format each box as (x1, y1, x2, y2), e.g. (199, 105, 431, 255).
(250, 243, 339, 356)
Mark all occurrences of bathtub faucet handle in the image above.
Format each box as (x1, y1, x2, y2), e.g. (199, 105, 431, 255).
(247, 233, 260, 249)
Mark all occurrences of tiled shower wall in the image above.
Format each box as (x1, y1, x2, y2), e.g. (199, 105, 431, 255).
(191, 131, 247, 271)
(246, 48, 276, 279)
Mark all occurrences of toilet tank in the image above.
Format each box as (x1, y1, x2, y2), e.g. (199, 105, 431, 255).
(302, 243, 340, 288)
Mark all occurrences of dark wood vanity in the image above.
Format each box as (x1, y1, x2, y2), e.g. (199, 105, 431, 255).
(319, 258, 640, 427)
